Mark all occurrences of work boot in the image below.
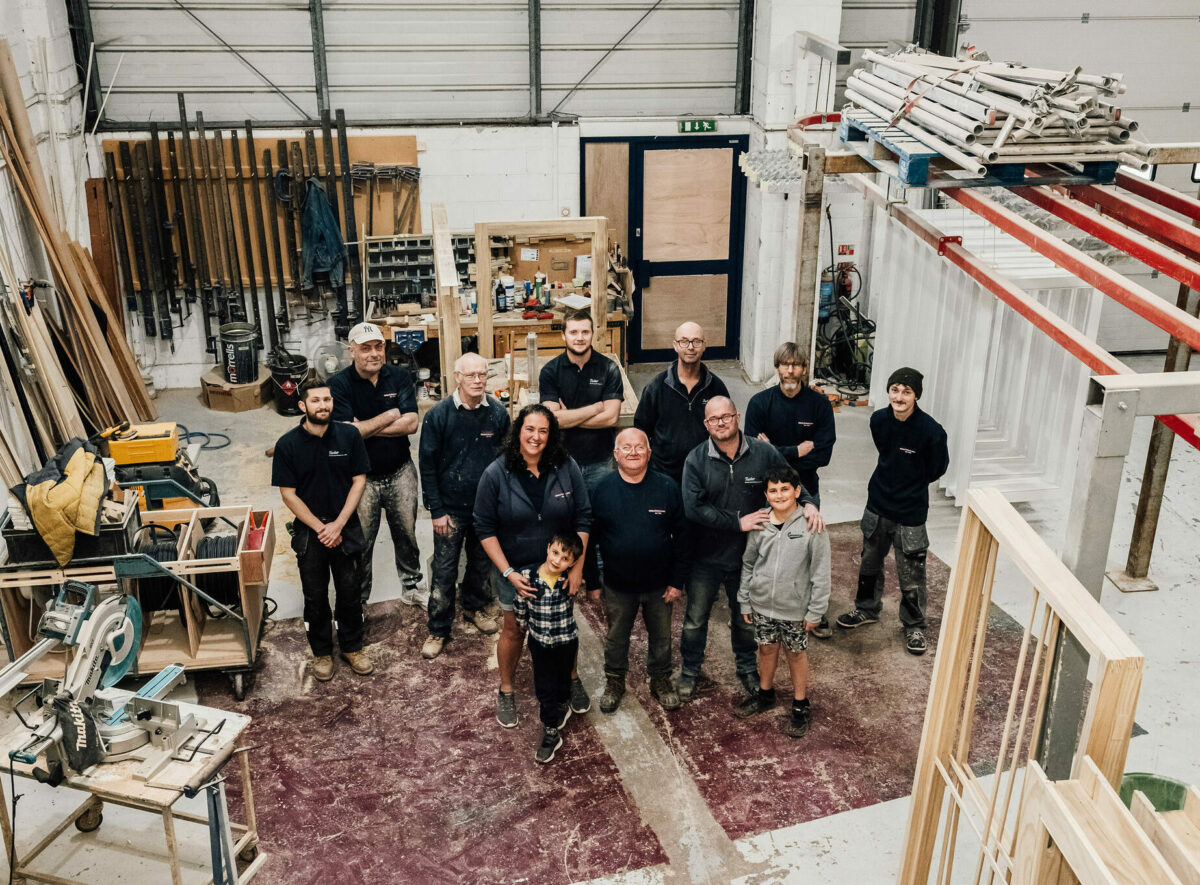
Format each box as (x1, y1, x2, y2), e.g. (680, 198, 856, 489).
(677, 671, 699, 702)
(421, 635, 447, 659)
(342, 650, 374, 676)
(738, 670, 761, 697)
(599, 676, 626, 714)
(463, 608, 500, 635)
(811, 616, 833, 640)
(496, 690, 518, 728)
(312, 656, 334, 682)
(650, 676, 681, 711)
(569, 677, 591, 714)
(734, 688, 776, 719)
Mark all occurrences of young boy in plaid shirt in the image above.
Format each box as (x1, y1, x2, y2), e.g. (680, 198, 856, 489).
(514, 531, 585, 763)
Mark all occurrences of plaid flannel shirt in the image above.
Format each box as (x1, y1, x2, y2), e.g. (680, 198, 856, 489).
(513, 570, 577, 646)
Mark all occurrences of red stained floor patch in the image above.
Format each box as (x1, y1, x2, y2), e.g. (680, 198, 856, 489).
(196, 600, 667, 885)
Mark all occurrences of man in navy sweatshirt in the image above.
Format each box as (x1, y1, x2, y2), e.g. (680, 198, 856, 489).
(633, 321, 730, 484)
(835, 367, 949, 656)
(587, 427, 689, 714)
(418, 353, 511, 659)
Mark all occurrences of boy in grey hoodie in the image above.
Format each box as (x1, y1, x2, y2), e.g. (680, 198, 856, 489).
(735, 465, 831, 737)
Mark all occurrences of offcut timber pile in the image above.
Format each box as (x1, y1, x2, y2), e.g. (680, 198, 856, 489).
(844, 47, 1153, 177)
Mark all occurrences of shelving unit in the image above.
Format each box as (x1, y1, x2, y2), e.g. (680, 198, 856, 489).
(362, 231, 508, 309)
(0, 504, 274, 699)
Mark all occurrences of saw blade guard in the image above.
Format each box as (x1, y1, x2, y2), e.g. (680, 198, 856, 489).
(101, 595, 143, 687)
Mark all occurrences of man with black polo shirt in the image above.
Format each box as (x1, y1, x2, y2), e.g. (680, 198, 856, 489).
(540, 309, 623, 491)
(745, 341, 836, 638)
(330, 322, 423, 608)
(272, 381, 373, 681)
(634, 321, 730, 484)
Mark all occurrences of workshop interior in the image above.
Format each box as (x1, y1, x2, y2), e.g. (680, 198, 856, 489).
(1, 1, 1199, 883)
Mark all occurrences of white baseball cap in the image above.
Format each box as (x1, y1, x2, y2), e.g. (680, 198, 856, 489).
(348, 322, 385, 345)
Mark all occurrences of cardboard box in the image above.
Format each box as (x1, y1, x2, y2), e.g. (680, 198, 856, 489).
(200, 364, 272, 412)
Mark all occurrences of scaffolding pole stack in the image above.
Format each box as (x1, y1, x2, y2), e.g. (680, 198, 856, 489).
(843, 46, 1165, 178)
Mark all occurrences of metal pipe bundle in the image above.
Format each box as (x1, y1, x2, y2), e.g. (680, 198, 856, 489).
(847, 48, 1154, 174)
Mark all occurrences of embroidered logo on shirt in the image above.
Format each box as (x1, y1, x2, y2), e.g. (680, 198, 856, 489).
(900, 447, 917, 454)
(743, 476, 759, 483)
(383, 392, 397, 398)
(798, 421, 813, 427)
(329, 449, 346, 457)
(588, 378, 602, 385)
(648, 508, 666, 515)
(554, 491, 573, 498)
(480, 431, 494, 437)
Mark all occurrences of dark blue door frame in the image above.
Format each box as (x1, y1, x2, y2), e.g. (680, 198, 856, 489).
(581, 134, 749, 363)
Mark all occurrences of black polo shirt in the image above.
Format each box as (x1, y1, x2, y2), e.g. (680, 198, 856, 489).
(271, 420, 370, 524)
(329, 363, 418, 476)
(539, 349, 623, 465)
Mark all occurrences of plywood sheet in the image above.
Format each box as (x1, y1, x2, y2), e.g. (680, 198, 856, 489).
(641, 273, 726, 351)
(642, 148, 732, 262)
(585, 142, 629, 255)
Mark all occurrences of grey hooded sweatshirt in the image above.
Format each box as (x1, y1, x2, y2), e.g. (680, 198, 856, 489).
(737, 508, 831, 625)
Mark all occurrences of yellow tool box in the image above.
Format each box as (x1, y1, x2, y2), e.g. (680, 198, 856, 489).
(104, 422, 179, 466)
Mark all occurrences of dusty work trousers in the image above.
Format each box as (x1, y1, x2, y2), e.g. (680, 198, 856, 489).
(680, 561, 758, 679)
(602, 586, 673, 681)
(295, 527, 365, 657)
(427, 517, 495, 638)
(855, 507, 929, 629)
(357, 458, 421, 603)
(529, 637, 578, 728)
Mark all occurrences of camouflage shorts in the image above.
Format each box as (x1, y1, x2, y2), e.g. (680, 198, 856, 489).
(751, 611, 808, 653)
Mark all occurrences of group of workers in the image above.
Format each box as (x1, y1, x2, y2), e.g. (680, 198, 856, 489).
(272, 312, 949, 763)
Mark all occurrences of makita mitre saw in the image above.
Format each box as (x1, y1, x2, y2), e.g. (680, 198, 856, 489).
(0, 582, 216, 786)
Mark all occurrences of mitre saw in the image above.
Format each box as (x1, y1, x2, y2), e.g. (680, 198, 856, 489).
(0, 581, 221, 787)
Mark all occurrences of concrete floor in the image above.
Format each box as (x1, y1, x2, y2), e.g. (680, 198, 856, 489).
(3, 355, 1198, 883)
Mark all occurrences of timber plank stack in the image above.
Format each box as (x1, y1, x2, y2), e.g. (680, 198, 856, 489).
(0, 38, 154, 464)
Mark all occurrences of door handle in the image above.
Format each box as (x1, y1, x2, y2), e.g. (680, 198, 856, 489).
(635, 227, 641, 237)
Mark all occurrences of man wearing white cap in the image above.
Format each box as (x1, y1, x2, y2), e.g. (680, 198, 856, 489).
(330, 322, 425, 607)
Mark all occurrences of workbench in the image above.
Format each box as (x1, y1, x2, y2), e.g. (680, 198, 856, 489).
(0, 700, 262, 884)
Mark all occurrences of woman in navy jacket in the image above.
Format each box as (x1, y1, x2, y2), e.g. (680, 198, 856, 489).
(475, 404, 592, 728)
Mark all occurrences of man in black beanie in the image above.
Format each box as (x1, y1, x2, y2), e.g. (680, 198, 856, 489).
(835, 367, 948, 655)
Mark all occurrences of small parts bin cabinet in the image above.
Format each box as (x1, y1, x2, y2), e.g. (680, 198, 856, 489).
(0, 505, 274, 700)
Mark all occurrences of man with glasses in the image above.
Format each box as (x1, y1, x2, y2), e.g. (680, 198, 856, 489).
(680, 397, 824, 701)
(744, 342, 836, 638)
(634, 321, 730, 484)
(587, 428, 689, 714)
(418, 353, 511, 659)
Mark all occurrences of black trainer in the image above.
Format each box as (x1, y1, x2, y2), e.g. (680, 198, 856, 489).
(569, 677, 591, 714)
(784, 703, 812, 738)
(836, 609, 879, 629)
(905, 628, 927, 656)
(733, 689, 776, 719)
(535, 726, 563, 764)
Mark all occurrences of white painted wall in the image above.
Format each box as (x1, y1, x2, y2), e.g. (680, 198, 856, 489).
(739, 0, 843, 382)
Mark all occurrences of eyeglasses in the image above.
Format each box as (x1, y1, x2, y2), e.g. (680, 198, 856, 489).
(458, 372, 487, 380)
(704, 413, 738, 426)
(675, 338, 705, 349)
(616, 445, 648, 454)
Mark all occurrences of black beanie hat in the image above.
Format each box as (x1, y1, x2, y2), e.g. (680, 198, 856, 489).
(887, 367, 923, 399)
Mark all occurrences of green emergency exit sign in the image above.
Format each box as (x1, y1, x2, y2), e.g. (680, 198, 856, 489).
(679, 119, 717, 133)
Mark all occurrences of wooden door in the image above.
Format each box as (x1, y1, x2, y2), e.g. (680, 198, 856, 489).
(581, 135, 748, 362)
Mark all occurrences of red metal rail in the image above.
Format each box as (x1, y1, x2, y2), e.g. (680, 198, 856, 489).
(1063, 184, 1200, 261)
(1115, 170, 1200, 224)
(1014, 186, 1200, 293)
(850, 174, 1200, 451)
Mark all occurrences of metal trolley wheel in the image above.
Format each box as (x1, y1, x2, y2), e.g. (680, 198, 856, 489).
(74, 803, 103, 833)
(229, 669, 256, 701)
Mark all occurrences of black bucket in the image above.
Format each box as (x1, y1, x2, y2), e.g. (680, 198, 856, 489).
(219, 322, 258, 385)
(268, 351, 309, 416)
